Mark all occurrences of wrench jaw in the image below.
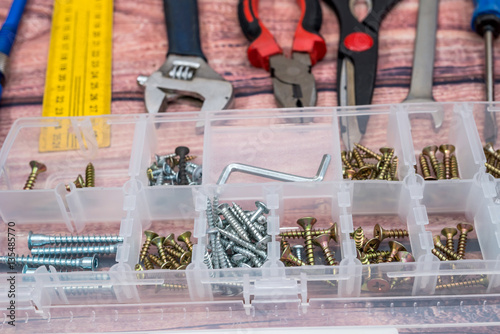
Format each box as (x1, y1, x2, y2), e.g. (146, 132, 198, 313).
(138, 55, 234, 133)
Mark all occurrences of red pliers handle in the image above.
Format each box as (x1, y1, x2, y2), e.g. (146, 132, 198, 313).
(238, 0, 327, 71)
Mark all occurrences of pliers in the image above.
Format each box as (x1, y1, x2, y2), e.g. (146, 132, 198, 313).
(323, 0, 401, 151)
(238, 0, 327, 108)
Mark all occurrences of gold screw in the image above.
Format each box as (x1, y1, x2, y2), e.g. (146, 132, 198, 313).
(164, 246, 191, 265)
(357, 250, 370, 265)
(367, 276, 390, 292)
(433, 235, 462, 260)
(363, 238, 381, 253)
(279, 223, 338, 243)
(450, 155, 459, 179)
(441, 227, 458, 251)
(152, 236, 169, 265)
(74, 174, 85, 188)
(484, 143, 500, 161)
(376, 148, 394, 180)
(23, 161, 47, 190)
(313, 233, 337, 265)
(143, 256, 155, 270)
(432, 248, 449, 261)
(341, 151, 354, 169)
(139, 230, 158, 262)
(164, 233, 186, 254)
(422, 145, 443, 180)
(419, 154, 436, 180)
(373, 224, 409, 241)
(439, 144, 455, 180)
(297, 217, 317, 265)
(390, 156, 399, 181)
(485, 162, 500, 177)
(85, 162, 95, 187)
(364, 251, 390, 261)
(149, 253, 170, 269)
(435, 276, 488, 290)
(456, 223, 474, 259)
(354, 143, 383, 161)
(155, 283, 189, 291)
(352, 227, 365, 250)
(177, 231, 194, 252)
(386, 241, 407, 262)
(281, 244, 307, 266)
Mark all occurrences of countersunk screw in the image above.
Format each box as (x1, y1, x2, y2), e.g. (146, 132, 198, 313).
(28, 231, 124, 249)
(248, 201, 270, 225)
(143, 256, 155, 270)
(364, 251, 390, 261)
(373, 224, 409, 241)
(218, 204, 251, 242)
(0, 254, 98, 270)
(485, 162, 500, 176)
(216, 228, 267, 259)
(231, 202, 271, 249)
(432, 248, 449, 261)
(395, 251, 415, 263)
(85, 162, 95, 187)
(456, 223, 474, 259)
(352, 227, 365, 250)
(175, 146, 190, 185)
(23, 161, 47, 190)
(152, 236, 169, 265)
(450, 155, 459, 179)
(386, 241, 407, 262)
(140, 230, 158, 262)
(439, 144, 455, 180)
(297, 217, 317, 265)
(376, 147, 394, 180)
(390, 156, 399, 181)
(422, 145, 444, 180)
(177, 231, 194, 253)
(313, 233, 337, 265)
(354, 143, 383, 161)
(148, 253, 170, 269)
(164, 233, 187, 254)
(436, 276, 488, 290)
(31, 244, 118, 256)
(367, 276, 390, 292)
(281, 244, 306, 266)
(280, 223, 338, 243)
(74, 174, 85, 188)
(484, 143, 500, 161)
(419, 154, 436, 180)
(441, 227, 458, 251)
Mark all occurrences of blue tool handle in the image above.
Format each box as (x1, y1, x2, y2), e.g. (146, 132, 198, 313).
(0, 0, 27, 56)
(163, 0, 206, 61)
(472, 0, 500, 35)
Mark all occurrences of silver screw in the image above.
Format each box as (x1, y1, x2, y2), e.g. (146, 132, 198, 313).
(61, 284, 115, 297)
(231, 202, 271, 249)
(0, 255, 98, 270)
(232, 245, 264, 267)
(248, 201, 270, 224)
(218, 204, 251, 242)
(292, 245, 304, 262)
(215, 233, 232, 268)
(217, 228, 267, 259)
(207, 228, 220, 269)
(186, 162, 202, 182)
(28, 232, 123, 249)
(31, 244, 118, 256)
(203, 251, 213, 270)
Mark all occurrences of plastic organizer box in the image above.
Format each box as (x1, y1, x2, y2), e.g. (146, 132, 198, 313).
(1, 102, 500, 332)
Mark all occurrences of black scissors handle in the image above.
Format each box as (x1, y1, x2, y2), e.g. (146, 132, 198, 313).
(323, 0, 401, 133)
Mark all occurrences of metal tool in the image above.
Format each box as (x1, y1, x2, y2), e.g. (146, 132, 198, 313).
(471, 0, 500, 144)
(138, 0, 234, 131)
(237, 0, 326, 108)
(0, 0, 27, 100)
(402, 0, 444, 130)
(323, 0, 401, 151)
(216, 154, 331, 185)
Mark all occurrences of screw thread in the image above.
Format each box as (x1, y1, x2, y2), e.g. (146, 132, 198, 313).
(377, 150, 394, 180)
(436, 277, 487, 290)
(217, 228, 267, 259)
(432, 248, 449, 261)
(31, 244, 117, 256)
(352, 148, 365, 167)
(177, 151, 189, 185)
(365, 251, 390, 260)
(148, 254, 166, 268)
(354, 143, 382, 161)
(341, 151, 353, 169)
(215, 234, 229, 269)
(23, 171, 38, 190)
(281, 251, 306, 266)
(85, 162, 95, 187)
(0, 255, 96, 270)
(139, 239, 153, 262)
(231, 203, 266, 243)
(435, 243, 462, 260)
(385, 229, 409, 239)
(390, 156, 399, 181)
(451, 155, 459, 179)
(485, 162, 500, 176)
(32, 234, 124, 247)
(220, 206, 251, 242)
(419, 154, 433, 179)
(445, 238, 455, 251)
(303, 231, 315, 265)
(143, 256, 155, 270)
(359, 252, 370, 265)
(63, 285, 114, 296)
(280, 226, 336, 239)
(457, 234, 469, 259)
(321, 246, 337, 266)
(163, 246, 183, 260)
(157, 283, 188, 290)
(203, 252, 213, 270)
(164, 252, 181, 269)
(165, 237, 186, 254)
(353, 228, 365, 250)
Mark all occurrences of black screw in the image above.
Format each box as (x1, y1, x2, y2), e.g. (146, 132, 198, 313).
(175, 146, 190, 185)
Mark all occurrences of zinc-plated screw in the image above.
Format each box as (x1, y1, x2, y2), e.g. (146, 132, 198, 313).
(456, 223, 474, 259)
(450, 155, 459, 179)
(441, 227, 458, 251)
(216, 228, 267, 259)
(0, 255, 98, 270)
(297, 217, 317, 265)
(23, 161, 47, 190)
(186, 162, 202, 183)
(30, 244, 118, 256)
(352, 227, 365, 250)
(422, 145, 444, 180)
(139, 230, 158, 262)
(203, 251, 213, 270)
(291, 245, 304, 263)
(85, 162, 95, 187)
(435, 276, 488, 290)
(177, 231, 194, 253)
(164, 233, 187, 254)
(373, 224, 409, 241)
(280, 223, 338, 243)
(152, 236, 169, 264)
(313, 233, 337, 265)
(218, 204, 251, 242)
(281, 245, 306, 266)
(28, 232, 124, 249)
(354, 143, 383, 161)
(439, 144, 455, 180)
(248, 201, 270, 225)
(175, 146, 190, 185)
(386, 241, 407, 262)
(419, 154, 436, 180)
(231, 202, 271, 249)
(207, 228, 220, 269)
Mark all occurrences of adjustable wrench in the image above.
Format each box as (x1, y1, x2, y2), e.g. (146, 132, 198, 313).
(137, 0, 234, 131)
(402, 0, 444, 130)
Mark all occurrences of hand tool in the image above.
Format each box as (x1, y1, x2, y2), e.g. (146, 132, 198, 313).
(471, 0, 500, 144)
(237, 0, 326, 109)
(0, 0, 27, 100)
(138, 0, 233, 132)
(323, 0, 401, 151)
(402, 0, 443, 130)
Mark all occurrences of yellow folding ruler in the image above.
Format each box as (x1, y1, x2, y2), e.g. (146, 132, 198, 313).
(39, 0, 113, 152)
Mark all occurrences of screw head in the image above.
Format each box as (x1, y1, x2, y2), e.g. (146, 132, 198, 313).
(175, 146, 190, 157)
(255, 201, 270, 215)
(281, 244, 292, 259)
(484, 143, 496, 155)
(152, 236, 166, 249)
(164, 233, 177, 247)
(422, 145, 438, 157)
(291, 244, 304, 253)
(439, 144, 455, 155)
(345, 169, 357, 180)
(231, 254, 247, 264)
(329, 223, 339, 243)
(179, 252, 192, 264)
(27, 231, 33, 250)
(29, 160, 47, 173)
(367, 278, 390, 292)
(379, 147, 393, 155)
(388, 241, 407, 255)
(177, 231, 192, 243)
(296, 217, 317, 231)
(373, 224, 384, 241)
(363, 238, 381, 253)
(74, 174, 85, 188)
(134, 263, 144, 271)
(395, 251, 415, 263)
(312, 233, 331, 247)
(441, 227, 458, 239)
(457, 223, 474, 234)
(256, 235, 271, 250)
(144, 230, 158, 241)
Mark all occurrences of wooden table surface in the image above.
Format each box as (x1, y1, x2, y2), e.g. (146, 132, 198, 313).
(0, 0, 498, 333)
